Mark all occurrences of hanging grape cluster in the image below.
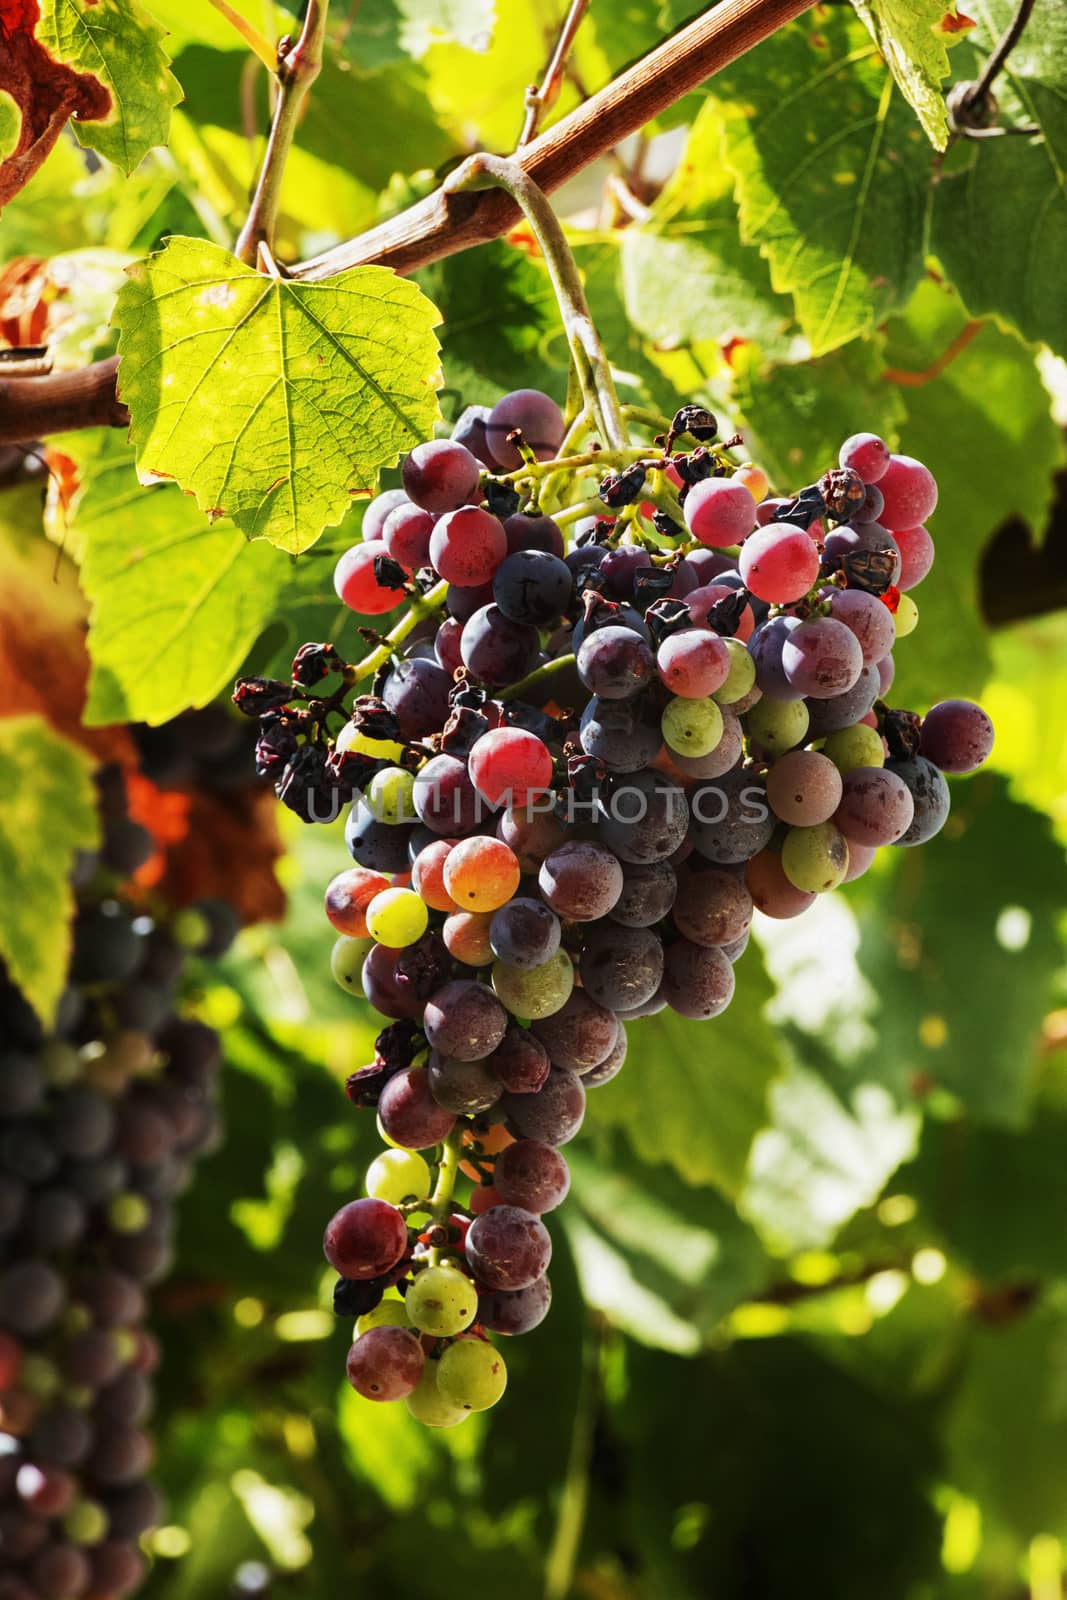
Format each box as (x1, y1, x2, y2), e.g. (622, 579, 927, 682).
(0, 766, 228, 1598)
(233, 388, 994, 1428)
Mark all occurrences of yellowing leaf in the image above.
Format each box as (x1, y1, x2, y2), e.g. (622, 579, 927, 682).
(851, 0, 957, 150)
(38, 0, 182, 173)
(114, 237, 442, 553)
(0, 714, 99, 1027)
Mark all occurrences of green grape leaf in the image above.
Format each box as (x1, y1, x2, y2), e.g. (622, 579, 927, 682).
(851, 0, 959, 150)
(57, 430, 294, 725)
(984, 614, 1067, 851)
(945, 1295, 1067, 1545)
(620, 101, 799, 362)
(331, 0, 495, 70)
(38, 0, 182, 173)
(564, 1141, 770, 1353)
(114, 237, 442, 554)
(853, 776, 1067, 1126)
(583, 947, 786, 1198)
(0, 715, 99, 1027)
(710, 7, 931, 354)
(882, 277, 1063, 711)
(930, 0, 1067, 355)
(728, 336, 906, 493)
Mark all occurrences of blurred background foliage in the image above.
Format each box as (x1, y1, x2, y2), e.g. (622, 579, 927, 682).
(4, 0, 1067, 1596)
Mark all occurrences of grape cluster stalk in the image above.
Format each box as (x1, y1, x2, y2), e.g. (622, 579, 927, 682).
(233, 390, 994, 1428)
(0, 763, 231, 1598)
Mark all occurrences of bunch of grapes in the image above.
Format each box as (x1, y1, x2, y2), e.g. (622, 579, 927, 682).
(0, 767, 226, 1599)
(233, 389, 994, 1428)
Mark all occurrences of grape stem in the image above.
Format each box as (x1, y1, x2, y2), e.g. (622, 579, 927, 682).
(345, 577, 449, 687)
(499, 445, 652, 484)
(427, 1127, 463, 1266)
(498, 652, 576, 704)
(442, 154, 628, 451)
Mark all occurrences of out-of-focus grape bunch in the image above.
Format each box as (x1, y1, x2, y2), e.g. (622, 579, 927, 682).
(232, 390, 994, 1428)
(0, 756, 233, 1600)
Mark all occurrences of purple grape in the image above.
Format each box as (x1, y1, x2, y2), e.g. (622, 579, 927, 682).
(489, 898, 561, 969)
(579, 696, 662, 774)
(423, 980, 508, 1061)
(488, 1028, 551, 1095)
(607, 859, 677, 927)
(538, 842, 623, 921)
(493, 549, 572, 626)
(672, 864, 753, 947)
(576, 625, 655, 700)
(382, 658, 453, 738)
(426, 1052, 504, 1115)
(465, 1205, 551, 1290)
(461, 604, 541, 688)
(494, 1141, 570, 1214)
(596, 770, 689, 864)
(888, 755, 951, 846)
(503, 512, 565, 557)
(835, 767, 915, 846)
(582, 1022, 627, 1087)
(688, 768, 775, 865)
(578, 923, 664, 1011)
(919, 699, 994, 774)
(502, 1066, 586, 1145)
(478, 1276, 552, 1334)
(826, 587, 896, 665)
(804, 663, 880, 737)
(323, 1197, 409, 1280)
(531, 991, 617, 1072)
(781, 616, 863, 698)
(661, 939, 735, 1019)
(451, 404, 495, 466)
(486, 390, 565, 469)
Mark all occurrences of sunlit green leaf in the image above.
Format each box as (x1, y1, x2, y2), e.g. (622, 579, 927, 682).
(114, 236, 442, 553)
(930, 0, 1067, 356)
(851, 0, 958, 149)
(711, 7, 931, 353)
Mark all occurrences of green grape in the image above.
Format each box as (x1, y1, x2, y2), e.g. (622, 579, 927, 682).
(661, 695, 723, 757)
(337, 722, 406, 762)
(492, 947, 574, 1020)
(404, 1361, 469, 1428)
(108, 1193, 150, 1234)
(893, 593, 918, 638)
(365, 888, 428, 948)
(357, 1296, 411, 1336)
(712, 638, 757, 706)
(406, 1264, 477, 1337)
(781, 821, 850, 893)
(436, 1337, 508, 1412)
(822, 723, 884, 775)
(366, 1147, 431, 1205)
(331, 934, 371, 993)
(64, 1499, 108, 1546)
(20, 1353, 60, 1399)
(367, 765, 417, 825)
(744, 695, 809, 757)
(172, 907, 211, 950)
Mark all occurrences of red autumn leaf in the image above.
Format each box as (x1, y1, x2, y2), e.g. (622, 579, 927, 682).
(0, 0, 112, 210)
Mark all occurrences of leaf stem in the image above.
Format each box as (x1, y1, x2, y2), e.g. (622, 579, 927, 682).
(206, 0, 278, 70)
(442, 154, 628, 450)
(234, 0, 330, 268)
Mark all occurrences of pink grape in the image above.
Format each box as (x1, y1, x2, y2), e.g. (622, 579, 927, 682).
(382, 503, 435, 572)
(430, 506, 507, 586)
(683, 478, 757, 547)
(739, 525, 820, 603)
(468, 728, 553, 807)
(656, 630, 731, 697)
(878, 454, 938, 531)
(894, 525, 935, 590)
(402, 439, 481, 513)
(838, 432, 890, 482)
(334, 541, 406, 615)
